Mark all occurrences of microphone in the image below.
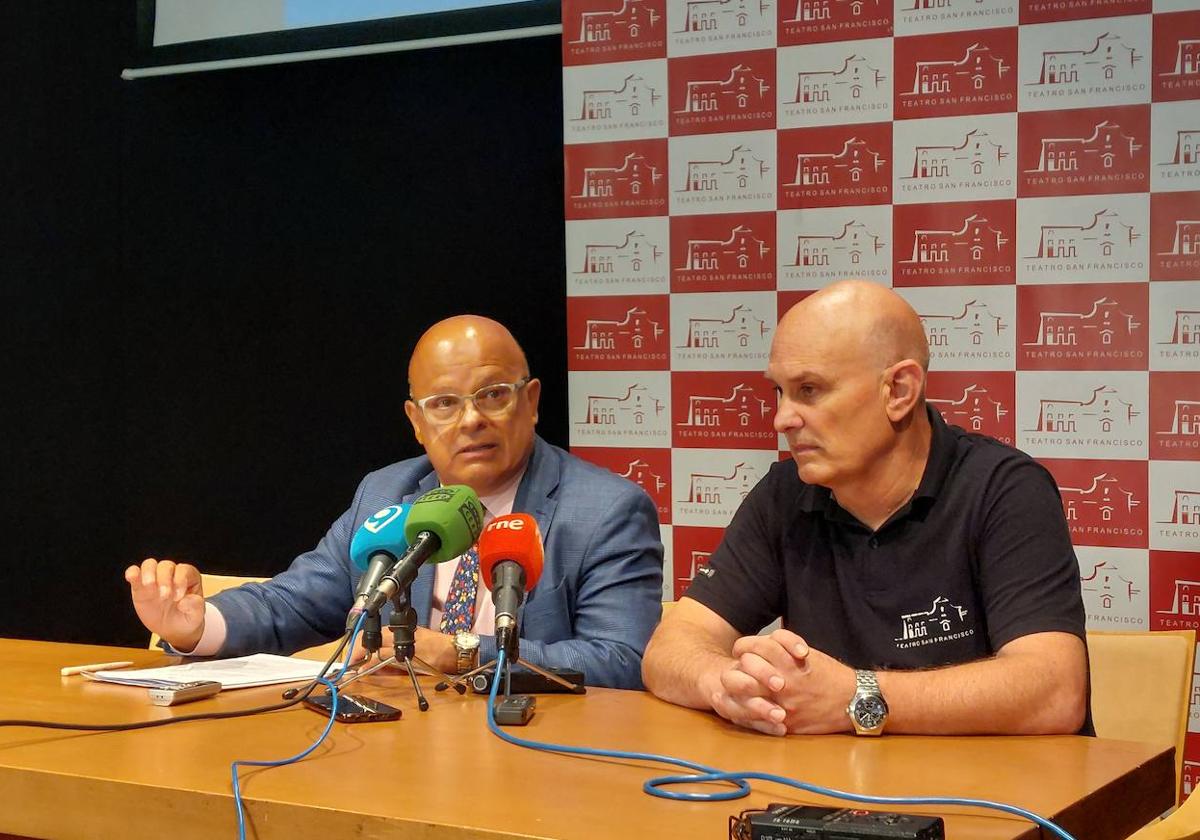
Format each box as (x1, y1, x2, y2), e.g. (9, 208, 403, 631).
(346, 504, 412, 628)
(478, 513, 544, 653)
(363, 485, 485, 614)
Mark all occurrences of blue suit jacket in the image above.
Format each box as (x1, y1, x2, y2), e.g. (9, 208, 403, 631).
(209, 436, 664, 689)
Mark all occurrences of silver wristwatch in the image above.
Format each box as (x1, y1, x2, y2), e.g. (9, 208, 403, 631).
(846, 669, 888, 736)
(453, 631, 480, 674)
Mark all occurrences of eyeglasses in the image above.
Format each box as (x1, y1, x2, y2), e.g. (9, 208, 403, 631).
(411, 378, 531, 425)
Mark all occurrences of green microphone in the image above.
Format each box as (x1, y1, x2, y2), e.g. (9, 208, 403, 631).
(363, 485, 484, 613)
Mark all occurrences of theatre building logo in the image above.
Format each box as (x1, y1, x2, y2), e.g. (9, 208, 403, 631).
(671, 132, 776, 214)
(778, 41, 891, 127)
(893, 114, 1016, 204)
(778, 0, 892, 47)
(565, 140, 669, 220)
(1016, 194, 1148, 285)
(1150, 372, 1200, 460)
(909, 291, 1013, 369)
(1151, 192, 1200, 280)
(670, 212, 775, 292)
(1151, 550, 1200, 632)
(1017, 285, 1147, 371)
(894, 596, 973, 649)
(927, 371, 1014, 444)
(1153, 121, 1200, 192)
(1076, 550, 1148, 629)
(896, 0, 1016, 36)
(1044, 458, 1147, 549)
(671, 526, 725, 599)
(1017, 373, 1148, 459)
(570, 372, 672, 447)
(1018, 22, 1150, 111)
(568, 295, 671, 370)
(778, 122, 892, 208)
(669, 51, 775, 135)
(1017, 107, 1150, 197)
(564, 0, 666, 66)
(668, 0, 775, 54)
(1020, 0, 1150, 27)
(575, 446, 672, 521)
(894, 199, 1015, 286)
(894, 29, 1016, 119)
(1150, 461, 1200, 551)
(564, 63, 666, 142)
(671, 292, 775, 369)
(1152, 10, 1200, 102)
(1151, 283, 1200, 370)
(672, 371, 776, 448)
(567, 218, 669, 296)
(672, 448, 776, 526)
(779, 205, 890, 287)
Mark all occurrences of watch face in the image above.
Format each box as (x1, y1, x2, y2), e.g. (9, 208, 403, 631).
(455, 631, 480, 651)
(854, 695, 887, 730)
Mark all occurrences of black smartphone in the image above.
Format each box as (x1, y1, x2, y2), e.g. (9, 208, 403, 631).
(302, 692, 402, 722)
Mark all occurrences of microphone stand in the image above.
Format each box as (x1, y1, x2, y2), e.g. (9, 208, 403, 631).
(434, 623, 584, 696)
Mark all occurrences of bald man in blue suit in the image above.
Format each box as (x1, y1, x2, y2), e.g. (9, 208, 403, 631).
(126, 316, 663, 689)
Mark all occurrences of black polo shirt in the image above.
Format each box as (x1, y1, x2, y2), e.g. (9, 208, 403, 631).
(686, 407, 1088, 692)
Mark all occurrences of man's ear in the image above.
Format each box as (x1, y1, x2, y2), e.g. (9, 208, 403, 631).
(403, 400, 424, 446)
(884, 360, 924, 423)
(525, 378, 541, 425)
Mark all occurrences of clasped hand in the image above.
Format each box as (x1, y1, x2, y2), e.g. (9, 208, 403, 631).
(708, 629, 856, 736)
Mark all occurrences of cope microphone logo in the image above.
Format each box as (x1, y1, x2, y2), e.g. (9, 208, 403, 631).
(778, 0, 892, 47)
(1017, 19, 1151, 111)
(926, 371, 1015, 445)
(1150, 461, 1200, 552)
(671, 526, 725, 600)
(779, 204, 890, 289)
(670, 291, 775, 371)
(671, 371, 777, 448)
(670, 212, 775, 292)
(1017, 372, 1148, 460)
(1152, 10, 1200, 102)
(1015, 193, 1149, 285)
(563, 60, 667, 143)
(574, 446, 673, 522)
(893, 28, 1017, 120)
(896, 0, 1015, 37)
(1075, 547, 1149, 629)
(1016, 283, 1147, 371)
(667, 0, 775, 56)
(569, 371, 672, 448)
(563, 0, 666, 66)
(668, 50, 775, 136)
(1042, 458, 1147, 549)
(1151, 192, 1200, 281)
(1019, 0, 1148, 26)
(672, 448, 776, 526)
(778, 122, 892, 208)
(568, 295, 671, 370)
(567, 217, 670, 297)
(893, 113, 1016, 205)
(1150, 550, 1200, 632)
(778, 39, 892, 129)
(1017, 106, 1150, 198)
(1150, 372, 1200, 461)
(565, 140, 669, 220)
(1150, 282, 1200, 370)
(893, 199, 1015, 286)
(901, 285, 1015, 371)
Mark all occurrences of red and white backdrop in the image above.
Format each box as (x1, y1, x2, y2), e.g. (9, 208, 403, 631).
(560, 0, 1199, 795)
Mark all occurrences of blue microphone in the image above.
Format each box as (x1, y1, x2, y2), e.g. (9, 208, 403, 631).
(347, 504, 411, 625)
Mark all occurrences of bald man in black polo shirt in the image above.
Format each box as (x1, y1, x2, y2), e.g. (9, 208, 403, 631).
(642, 280, 1089, 737)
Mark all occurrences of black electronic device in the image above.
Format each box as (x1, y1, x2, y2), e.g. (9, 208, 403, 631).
(303, 692, 402, 723)
(493, 695, 536, 726)
(470, 667, 586, 695)
(729, 804, 945, 840)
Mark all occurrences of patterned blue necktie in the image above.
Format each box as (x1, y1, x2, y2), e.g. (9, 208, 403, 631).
(440, 546, 479, 634)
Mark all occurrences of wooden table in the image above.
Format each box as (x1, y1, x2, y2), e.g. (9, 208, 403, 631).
(0, 640, 1172, 839)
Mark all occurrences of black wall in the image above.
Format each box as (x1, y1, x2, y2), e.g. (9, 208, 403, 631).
(0, 3, 566, 647)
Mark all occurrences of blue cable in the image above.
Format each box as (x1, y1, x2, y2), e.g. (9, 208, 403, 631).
(485, 650, 1077, 840)
(230, 613, 367, 840)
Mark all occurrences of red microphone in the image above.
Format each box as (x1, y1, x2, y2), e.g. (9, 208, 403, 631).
(478, 514, 544, 641)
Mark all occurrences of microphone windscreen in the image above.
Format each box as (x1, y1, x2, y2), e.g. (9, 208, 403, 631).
(478, 513, 544, 591)
(404, 485, 485, 564)
(349, 504, 412, 571)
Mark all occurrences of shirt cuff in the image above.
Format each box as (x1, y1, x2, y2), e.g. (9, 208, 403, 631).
(171, 602, 228, 656)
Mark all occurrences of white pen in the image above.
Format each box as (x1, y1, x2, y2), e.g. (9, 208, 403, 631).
(60, 660, 135, 677)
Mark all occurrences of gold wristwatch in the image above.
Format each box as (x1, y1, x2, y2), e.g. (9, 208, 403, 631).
(453, 631, 480, 674)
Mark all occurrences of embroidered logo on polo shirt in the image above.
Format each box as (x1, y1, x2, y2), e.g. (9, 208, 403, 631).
(894, 595, 975, 649)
